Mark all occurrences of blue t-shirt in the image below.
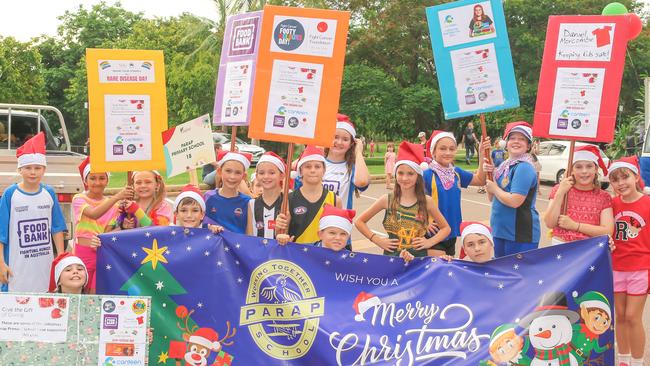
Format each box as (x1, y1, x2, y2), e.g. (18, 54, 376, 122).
(491, 149, 505, 167)
(423, 166, 473, 239)
(203, 189, 250, 234)
(490, 162, 540, 243)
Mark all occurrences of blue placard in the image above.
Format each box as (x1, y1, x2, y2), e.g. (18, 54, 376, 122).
(426, 0, 519, 119)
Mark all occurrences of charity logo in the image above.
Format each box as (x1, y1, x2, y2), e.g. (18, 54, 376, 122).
(230, 17, 259, 56)
(17, 218, 50, 248)
(100, 61, 111, 70)
(127, 144, 137, 154)
(273, 115, 285, 127)
(103, 300, 116, 313)
(141, 61, 152, 70)
(317, 21, 328, 33)
(113, 145, 124, 155)
(132, 299, 147, 315)
(288, 117, 299, 128)
(445, 15, 454, 23)
(571, 119, 582, 129)
(114, 136, 124, 144)
(273, 18, 305, 51)
(277, 106, 287, 116)
(103, 314, 119, 329)
(103, 357, 115, 366)
(240, 260, 325, 360)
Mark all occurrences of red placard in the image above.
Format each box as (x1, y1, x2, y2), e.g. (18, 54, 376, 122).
(533, 15, 633, 143)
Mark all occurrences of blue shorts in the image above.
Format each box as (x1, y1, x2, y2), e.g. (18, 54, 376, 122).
(493, 237, 538, 258)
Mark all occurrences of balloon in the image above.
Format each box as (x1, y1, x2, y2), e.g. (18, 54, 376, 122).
(627, 13, 643, 40)
(602, 2, 628, 15)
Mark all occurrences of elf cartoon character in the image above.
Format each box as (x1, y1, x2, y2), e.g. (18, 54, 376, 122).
(480, 323, 532, 365)
(569, 291, 612, 365)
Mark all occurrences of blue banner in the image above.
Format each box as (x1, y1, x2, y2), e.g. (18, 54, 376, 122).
(426, 0, 519, 119)
(97, 227, 614, 365)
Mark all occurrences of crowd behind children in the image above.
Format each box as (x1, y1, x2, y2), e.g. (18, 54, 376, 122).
(0, 114, 647, 365)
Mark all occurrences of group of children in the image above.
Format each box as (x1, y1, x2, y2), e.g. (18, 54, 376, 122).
(0, 114, 647, 365)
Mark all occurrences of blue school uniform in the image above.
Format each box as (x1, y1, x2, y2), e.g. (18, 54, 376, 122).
(423, 166, 473, 239)
(203, 189, 250, 234)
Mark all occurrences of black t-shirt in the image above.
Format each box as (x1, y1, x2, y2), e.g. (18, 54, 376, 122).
(464, 127, 475, 143)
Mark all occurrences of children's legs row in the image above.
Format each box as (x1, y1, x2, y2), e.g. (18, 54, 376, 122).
(615, 291, 647, 360)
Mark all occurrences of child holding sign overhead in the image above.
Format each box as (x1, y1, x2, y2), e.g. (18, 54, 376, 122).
(110, 170, 173, 230)
(355, 141, 450, 258)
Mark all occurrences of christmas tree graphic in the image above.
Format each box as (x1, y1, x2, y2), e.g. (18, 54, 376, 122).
(120, 239, 198, 365)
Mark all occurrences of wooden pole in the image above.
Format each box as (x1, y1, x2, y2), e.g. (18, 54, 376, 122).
(230, 126, 238, 152)
(188, 169, 199, 186)
(479, 113, 493, 180)
(278, 143, 294, 235)
(561, 140, 576, 214)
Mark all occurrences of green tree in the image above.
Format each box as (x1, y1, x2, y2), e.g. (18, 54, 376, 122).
(0, 37, 47, 104)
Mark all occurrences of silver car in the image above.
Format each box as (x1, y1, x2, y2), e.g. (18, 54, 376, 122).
(212, 132, 265, 164)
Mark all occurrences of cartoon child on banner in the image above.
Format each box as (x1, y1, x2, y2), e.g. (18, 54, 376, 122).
(480, 323, 532, 365)
(469, 4, 495, 38)
(569, 291, 612, 365)
(169, 305, 236, 366)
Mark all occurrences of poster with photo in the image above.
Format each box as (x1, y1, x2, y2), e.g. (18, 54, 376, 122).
(97, 297, 150, 366)
(426, 0, 519, 119)
(104, 95, 152, 162)
(214, 12, 262, 126)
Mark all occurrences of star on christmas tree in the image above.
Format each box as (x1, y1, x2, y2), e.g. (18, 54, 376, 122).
(158, 351, 169, 363)
(142, 239, 168, 270)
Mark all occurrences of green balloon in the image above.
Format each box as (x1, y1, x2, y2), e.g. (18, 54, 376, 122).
(602, 2, 628, 15)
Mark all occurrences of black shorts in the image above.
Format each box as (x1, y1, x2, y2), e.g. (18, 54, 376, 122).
(431, 237, 457, 256)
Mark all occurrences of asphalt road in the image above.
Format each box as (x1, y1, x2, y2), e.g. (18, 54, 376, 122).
(349, 181, 649, 358)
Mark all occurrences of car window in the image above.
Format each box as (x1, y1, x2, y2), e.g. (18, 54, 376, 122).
(538, 143, 551, 156)
(0, 114, 57, 150)
(548, 144, 566, 156)
(212, 134, 228, 144)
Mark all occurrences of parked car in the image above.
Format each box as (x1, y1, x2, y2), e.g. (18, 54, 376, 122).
(537, 140, 609, 189)
(212, 132, 265, 164)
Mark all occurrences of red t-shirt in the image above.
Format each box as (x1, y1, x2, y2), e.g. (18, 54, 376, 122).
(549, 185, 612, 242)
(612, 195, 650, 271)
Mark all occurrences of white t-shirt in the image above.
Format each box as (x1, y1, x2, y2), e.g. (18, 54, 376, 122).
(323, 160, 356, 209)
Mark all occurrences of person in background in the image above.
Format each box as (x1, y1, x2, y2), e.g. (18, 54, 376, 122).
(384, 142, 396, 190)
(461, 122, 478, 164)
(417, 131, 427, 147)
(202, 142, 222, 183)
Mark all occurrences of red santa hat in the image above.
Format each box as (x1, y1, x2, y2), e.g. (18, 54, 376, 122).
(173, 184, 205, 212)
(394, 141, 428, 176)
(573, 145, 608, 175)
(17, 132, 47, 168)
(256, 151, 286, 173)
(503, 121, 533, 142)
(425, 130, 456, 158)
(608, 156, 645, 187)
(460, 221, 493, 246)
(49, 253, 88, 292)
(188, 327, 221, 351)
(319, 204, 355, 234)
(352, 291, 381, 322)
(217, 149, 252, 171)
(336, 113, 356, 139)
(296, 145, 326, 173)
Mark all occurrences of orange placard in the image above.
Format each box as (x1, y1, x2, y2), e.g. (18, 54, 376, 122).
(248, 6, 350, 146)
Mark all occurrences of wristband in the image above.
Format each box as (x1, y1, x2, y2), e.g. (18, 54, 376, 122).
(369, 233, 376, 242)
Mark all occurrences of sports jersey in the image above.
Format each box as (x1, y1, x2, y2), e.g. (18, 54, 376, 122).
(382, 193, 428, 258)
(423, 166, 473, 239)
(612, 195, 650, 271)
(72, 192, 118, 240)
(288, 187, 336, 244)
(203, 189, 250, 234)
(296, 161, 368, 210)
(248, 194, 282, 239)
(490, 162, 540, 244)
(0, 184, 66, 292)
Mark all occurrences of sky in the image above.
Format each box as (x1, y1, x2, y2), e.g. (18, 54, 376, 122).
(1, 0, 220, 41)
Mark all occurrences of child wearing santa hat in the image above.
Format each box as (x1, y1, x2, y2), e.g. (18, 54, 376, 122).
(423, 130, 491, 257)
(0, 132, 67, 292)
(543, 145, 613, 245)
(459, 222, 494, 263)
(355, 141, 451, 258)
(247, 152, 289, 239)
(169, 184, 222, 234)
(484, 122, 540, 257)
(73, 157, 133, 293)
(276, 146, 341, 244)
(608, 156, 649, 366)
(49, 253, 88, 294)
(203, 151, 253, 233)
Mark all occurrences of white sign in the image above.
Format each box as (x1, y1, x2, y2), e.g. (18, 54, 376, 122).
(556, 23, 615, 62)
(221, 60, 254, 124)
(549, 67, 605, 138)
(264, 60, 323, 139)
(438, 1, 497, 48)
(270, 16, 338, 57)
(97, 297, 149, 366)
(450, 43, 504, 112)
(162, 114, 216, 178)
(0, 294, 69, 342)
(104, 95, 152, 162)
(98, 60, 155, 83)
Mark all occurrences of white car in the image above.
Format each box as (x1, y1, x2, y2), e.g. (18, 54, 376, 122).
(212, 132, 265, 164)
(536, 140, 609, 188)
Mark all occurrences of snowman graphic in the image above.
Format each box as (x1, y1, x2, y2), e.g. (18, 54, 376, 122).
(518, 292, 580, 366)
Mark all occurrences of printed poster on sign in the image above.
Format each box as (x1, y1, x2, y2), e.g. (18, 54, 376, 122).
(0, 294, 69, 342)
(533, 16, 633, 143)
(98, 60, 155, 83)
(264, 60, 324, 139)
(162, 114, 216, 178)
(104, 95, 152, 162)
(437, 1, 497, 48)
(98, 297, 150, 366)
(426, 0, 519, 119)
(549, 68, 605, 138)
(214, 12, 262, 126)
(450, 43, 504, 112)
(248, 6, 349, 146)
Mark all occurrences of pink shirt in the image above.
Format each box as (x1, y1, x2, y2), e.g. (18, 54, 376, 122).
(72, 193, 119, 240)
(549, 185, 612, 242)
(384, 152, 396, 174)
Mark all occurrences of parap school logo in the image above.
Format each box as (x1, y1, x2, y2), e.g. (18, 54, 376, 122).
(273, 18, 305, 51)
(240, 259, 325, 360)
